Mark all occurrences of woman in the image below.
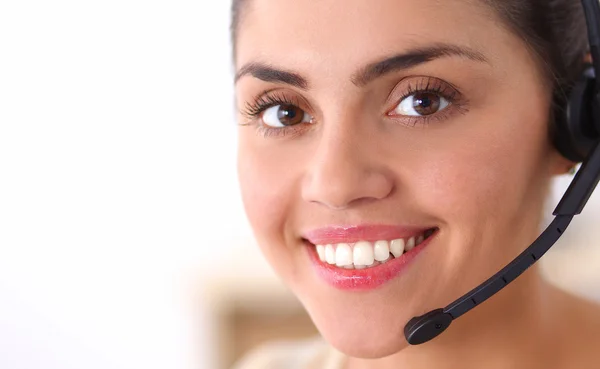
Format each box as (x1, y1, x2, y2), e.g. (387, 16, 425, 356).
(231, 0, 600, 368)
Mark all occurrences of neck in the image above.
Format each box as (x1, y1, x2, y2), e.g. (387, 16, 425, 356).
(345, 267, 565, 369)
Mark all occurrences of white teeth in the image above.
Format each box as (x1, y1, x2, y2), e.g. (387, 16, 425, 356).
(353, 241, 375, 266)
(373, 240, 390, 262)
(405, 237, 416, 252)
(335, 243, 353, 267)
(315, 230, 433, 269)
(316, 245, 326, 262)
(325, 244, 336, 265)
(390, 238, 405, 258)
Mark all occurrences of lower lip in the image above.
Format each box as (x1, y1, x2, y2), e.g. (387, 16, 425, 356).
(306, 234, 435, 291)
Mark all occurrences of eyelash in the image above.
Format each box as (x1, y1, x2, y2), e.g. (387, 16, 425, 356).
(390, 77, 464, 127)
(239, 77, 467, 137)
(240, 92, 308, 137)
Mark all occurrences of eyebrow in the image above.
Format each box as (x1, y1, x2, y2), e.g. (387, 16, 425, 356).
(234, 62, 309, 89)
(234, 43, 488, 89)
(352, 43, 488, 87)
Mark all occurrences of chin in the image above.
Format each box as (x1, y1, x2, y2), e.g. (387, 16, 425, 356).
(313, 308, 410, 358)
(296, 286, 416, 359)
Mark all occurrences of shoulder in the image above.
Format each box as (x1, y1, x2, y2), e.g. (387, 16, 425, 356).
(231, 336, 333, 369)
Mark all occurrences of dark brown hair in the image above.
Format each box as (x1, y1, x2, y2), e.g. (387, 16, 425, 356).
(482, 0, 588, 106)
(230, 0, 589, 110)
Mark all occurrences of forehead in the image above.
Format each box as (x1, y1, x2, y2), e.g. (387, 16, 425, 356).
(236, 0, 508, 64)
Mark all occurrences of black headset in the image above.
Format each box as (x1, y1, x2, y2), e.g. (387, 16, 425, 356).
(404, 0, 600, 345)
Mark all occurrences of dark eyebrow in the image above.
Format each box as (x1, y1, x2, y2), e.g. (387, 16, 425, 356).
(234, 43, 487, 89)
(234, 62, 309, 89)
(352, 43, 488, 87)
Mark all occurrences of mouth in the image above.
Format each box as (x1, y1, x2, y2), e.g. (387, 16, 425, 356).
(303, 226, 438, 290)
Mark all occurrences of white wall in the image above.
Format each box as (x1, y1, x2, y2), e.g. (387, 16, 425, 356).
(0, 1, 252, 368)
(0, 2, 598, 369)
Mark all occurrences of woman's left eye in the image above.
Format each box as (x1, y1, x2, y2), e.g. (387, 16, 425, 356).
(392, 92, 450, 117)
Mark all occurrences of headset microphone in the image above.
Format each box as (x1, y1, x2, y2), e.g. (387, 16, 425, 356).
(404, 0, 600, 345)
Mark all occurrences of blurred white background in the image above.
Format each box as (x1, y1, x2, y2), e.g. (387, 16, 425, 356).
(0, 1, 598, 369)
(0, 1, 254, 368)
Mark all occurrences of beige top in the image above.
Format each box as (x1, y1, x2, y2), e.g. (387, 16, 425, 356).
(232, 336, 346, 369)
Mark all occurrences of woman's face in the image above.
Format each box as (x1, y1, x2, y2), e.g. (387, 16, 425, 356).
(234, 0, 569, 357)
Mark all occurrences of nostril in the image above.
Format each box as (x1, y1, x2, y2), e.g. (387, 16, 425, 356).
(307, 195, 385, 211)
(301, 160, 394, 210)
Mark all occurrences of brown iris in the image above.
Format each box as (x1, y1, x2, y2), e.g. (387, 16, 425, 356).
(275, 104, 305, 126)
(412, 92, 441, 116)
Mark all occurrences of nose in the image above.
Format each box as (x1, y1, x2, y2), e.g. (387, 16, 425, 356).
(301, 121, 394, 210)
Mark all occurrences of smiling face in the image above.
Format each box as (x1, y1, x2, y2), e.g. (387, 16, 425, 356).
(234, 0, 569, 358)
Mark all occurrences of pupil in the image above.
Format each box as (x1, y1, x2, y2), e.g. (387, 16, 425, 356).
(277, 104, 303, 125)
(413, 93, 440, 115)
(418, 96, 432, 107)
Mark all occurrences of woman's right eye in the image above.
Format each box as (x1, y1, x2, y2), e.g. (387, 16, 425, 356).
(262, 104, 313, 128)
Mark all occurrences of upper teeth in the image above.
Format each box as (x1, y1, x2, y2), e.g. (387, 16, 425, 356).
(315, 233, 428, 269)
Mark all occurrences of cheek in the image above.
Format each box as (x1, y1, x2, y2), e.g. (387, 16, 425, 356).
(237, 136, 298, 265)
(415, 92, 553, 286)
(420, 91, 552, 223)
(418, 141, 515, 221)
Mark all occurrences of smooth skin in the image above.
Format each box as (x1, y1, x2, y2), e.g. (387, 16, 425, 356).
(234, 1, 600, 368)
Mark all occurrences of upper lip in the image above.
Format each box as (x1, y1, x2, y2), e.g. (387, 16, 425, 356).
(302, 224, 435, 245)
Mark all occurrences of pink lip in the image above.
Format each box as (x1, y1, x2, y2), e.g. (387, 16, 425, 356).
(303, 224, 433, 245)
(304, 226, 437, 291)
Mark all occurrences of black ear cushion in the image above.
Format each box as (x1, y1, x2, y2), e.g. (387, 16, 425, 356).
(554, 66, 599, 162)
(552, 105, 584, 163)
